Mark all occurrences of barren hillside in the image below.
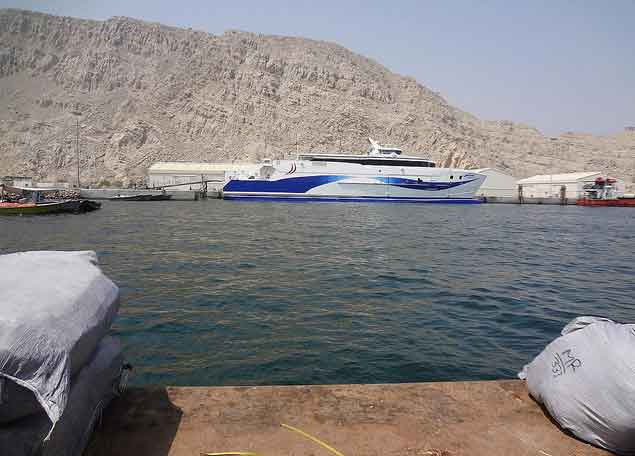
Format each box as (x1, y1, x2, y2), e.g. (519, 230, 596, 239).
(1, 9, 633, 186)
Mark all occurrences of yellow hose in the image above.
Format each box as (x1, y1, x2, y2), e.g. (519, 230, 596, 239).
(280, 423, 345, 456)
(202, 423, 345, 456)
(201, 453, 261, 456)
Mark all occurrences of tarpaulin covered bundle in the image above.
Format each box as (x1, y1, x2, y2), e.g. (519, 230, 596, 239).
(0, 250, 120, 430)
(0, 336, 124, 456)
(519, 316, 635, 455)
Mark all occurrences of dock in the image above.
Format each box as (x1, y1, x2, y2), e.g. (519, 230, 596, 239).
(79, 188, 206, 201)
(85, 380, 607, 456)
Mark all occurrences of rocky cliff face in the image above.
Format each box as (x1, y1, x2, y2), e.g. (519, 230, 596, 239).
(1, 9, 633, 186)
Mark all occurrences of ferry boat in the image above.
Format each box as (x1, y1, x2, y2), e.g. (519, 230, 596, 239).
(223, 139, 485, 203)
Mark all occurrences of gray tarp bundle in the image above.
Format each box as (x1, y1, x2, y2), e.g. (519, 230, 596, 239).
(0, 336, 124, 456)
(0, 250, 120, 434)
(519, 316, 635, 455)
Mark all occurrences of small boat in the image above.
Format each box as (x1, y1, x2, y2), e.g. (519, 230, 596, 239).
(0, 185, 101, 215)
(109, 194, 154, 201)
(576, 177, 635, 207)
(0, 200, 80, 215)
(109, 193, 171, 201)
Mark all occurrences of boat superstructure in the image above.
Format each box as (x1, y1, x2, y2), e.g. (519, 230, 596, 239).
(223, 138, 485, 203)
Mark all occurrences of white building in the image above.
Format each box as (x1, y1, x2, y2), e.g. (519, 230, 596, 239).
(517, 172, 625, 199)
(471, 168, 518, 198)
(2, 176, 33, 187)
(147, 162, 257, 191)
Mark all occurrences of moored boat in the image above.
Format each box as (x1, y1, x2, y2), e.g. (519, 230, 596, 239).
(576, 177, 635, 207)
(109, 194, 155, 201)
(109, 192, 171, 201)
(0, 200, 80, 215)
(0, 185, 101, 215)
(577, 198, 635, 207)
(223, 138, 485, 203)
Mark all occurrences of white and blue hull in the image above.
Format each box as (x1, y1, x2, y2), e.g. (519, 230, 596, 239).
(223, 165, 485, 204)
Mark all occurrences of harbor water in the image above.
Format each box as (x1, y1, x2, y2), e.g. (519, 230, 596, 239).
(1, 201, 634, 386)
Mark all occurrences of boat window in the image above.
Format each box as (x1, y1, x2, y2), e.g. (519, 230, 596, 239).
(308, 157, 436, 167)
(378, 148, 402, 155)
(450, 175, 454, 179)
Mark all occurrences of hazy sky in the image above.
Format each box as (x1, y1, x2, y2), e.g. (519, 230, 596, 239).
(2, 0, 634, 135)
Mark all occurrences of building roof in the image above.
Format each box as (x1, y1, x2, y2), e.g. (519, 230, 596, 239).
(471, 168, 517, 178)
(148, 162, 256, 173)
(517, 172, 601, 184)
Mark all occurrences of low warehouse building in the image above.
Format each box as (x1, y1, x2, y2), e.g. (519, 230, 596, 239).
(2, 176, 33, 187)
(471, 168, 518, 198)
(517, 172, 625, 199)
(147, 162, 257, 191)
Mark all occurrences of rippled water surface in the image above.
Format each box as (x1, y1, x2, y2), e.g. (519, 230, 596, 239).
(2, 201, 634, 385)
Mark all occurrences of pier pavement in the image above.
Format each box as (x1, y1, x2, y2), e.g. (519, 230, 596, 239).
(85, 380, 608, 456)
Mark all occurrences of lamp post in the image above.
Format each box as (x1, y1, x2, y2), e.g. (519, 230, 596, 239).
(71, 111, 81, 188)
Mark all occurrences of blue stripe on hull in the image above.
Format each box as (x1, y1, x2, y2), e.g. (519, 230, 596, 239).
(223, 174, 479, 193)
(373, 176, 478, 190)
(223, 195, 482, 204)
(223, 175, 350, 193)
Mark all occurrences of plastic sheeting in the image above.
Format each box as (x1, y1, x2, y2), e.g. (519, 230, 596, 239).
(519, 316, 635, 455)
(0, 251, 120, 428)
(0, 336, 124, 456)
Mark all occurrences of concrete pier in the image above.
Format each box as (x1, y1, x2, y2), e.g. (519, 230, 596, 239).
(79, 188, 200, 201)
(481, 196, 578, 205)
(85, 380, 607, 456)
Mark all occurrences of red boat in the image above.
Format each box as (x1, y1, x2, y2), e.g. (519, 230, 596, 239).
(577, 198, 635, 207)
(576, 176, 635, 207)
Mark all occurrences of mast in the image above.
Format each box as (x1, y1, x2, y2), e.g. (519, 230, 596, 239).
(72, 110, 82, 189)
(76, 117, 80, 189)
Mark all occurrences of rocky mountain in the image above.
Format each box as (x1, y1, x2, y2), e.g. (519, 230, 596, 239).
(1, 8, 633, 187)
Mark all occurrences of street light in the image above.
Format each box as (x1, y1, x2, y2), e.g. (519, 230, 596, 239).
(71, 111, 81, 188)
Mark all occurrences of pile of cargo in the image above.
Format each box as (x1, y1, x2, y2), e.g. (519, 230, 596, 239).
(0, 251, 126, 456)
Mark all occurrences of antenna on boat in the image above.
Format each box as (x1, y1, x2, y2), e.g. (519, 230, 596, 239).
(368, 137, 380, 154)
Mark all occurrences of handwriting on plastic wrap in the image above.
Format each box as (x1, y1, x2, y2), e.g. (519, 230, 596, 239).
(552, 349, 582, 377)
